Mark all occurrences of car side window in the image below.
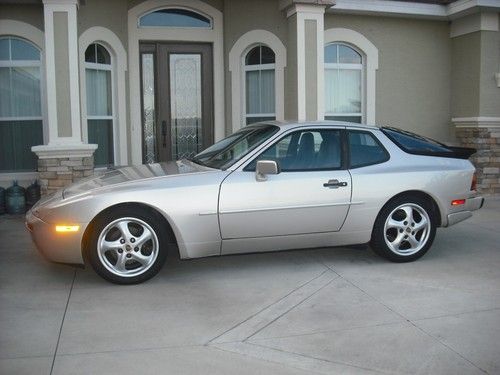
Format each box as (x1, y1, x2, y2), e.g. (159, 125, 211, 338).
(348, 130, 389, 168)
(245, 129, 342, 171)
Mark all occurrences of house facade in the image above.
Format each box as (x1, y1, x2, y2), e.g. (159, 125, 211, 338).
(0, 0, 499, 195)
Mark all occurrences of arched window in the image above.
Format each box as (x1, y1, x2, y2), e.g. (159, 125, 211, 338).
(0, 37, 43, 172)
(84, 43, 114, 167)
(139, 8, 212, 28)
(324, 43, 363, 123)
(244, 45, 275, 125)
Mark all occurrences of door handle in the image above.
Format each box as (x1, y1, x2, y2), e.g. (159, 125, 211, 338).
(323, 179, 348, 188)
(161, 120, 167, 147)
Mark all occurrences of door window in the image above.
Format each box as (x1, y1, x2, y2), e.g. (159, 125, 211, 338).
(246, 129, 343, 171)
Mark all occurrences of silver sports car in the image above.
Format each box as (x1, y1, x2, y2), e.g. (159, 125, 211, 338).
(26, 122, 484, 284)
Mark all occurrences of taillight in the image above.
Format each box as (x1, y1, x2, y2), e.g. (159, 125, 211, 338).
(471, 172, 477, 191)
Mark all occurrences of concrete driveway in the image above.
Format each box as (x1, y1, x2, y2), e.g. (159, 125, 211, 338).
(1, 198, 499, 375)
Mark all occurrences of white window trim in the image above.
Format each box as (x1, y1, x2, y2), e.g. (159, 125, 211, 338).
(229, 30, 286, 132)
(79, 27, 128, 166)
(244, 55, 276, 124)
(128, 0, 224, 166)
(324, 28, 378, 125)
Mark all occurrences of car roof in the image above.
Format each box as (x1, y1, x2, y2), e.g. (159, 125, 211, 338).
(258, 120, 380, 131)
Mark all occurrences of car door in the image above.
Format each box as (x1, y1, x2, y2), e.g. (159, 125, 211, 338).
(218, 127, 352, 240)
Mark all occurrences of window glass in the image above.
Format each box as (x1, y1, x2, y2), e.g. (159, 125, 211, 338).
(85, 43, 111, 65)
(0, 39, 8, 60)
(193, 125, 279, 170)
(0, 37, 42, 172)
(139, 8, 211, 28)
(324, 43, 363, 124)
(382, 127, 453, 154)
(247, 129, 342, 171)
(348, 131, 388, 168)
(245, 45, 276, 125)
(338, 45, 361, 64)
(11, 38, 40, 60)
(85, 43, 114, 166)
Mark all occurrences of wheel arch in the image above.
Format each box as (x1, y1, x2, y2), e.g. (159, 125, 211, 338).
(81, 202, 180, 264)
(379, 190, 442, 227)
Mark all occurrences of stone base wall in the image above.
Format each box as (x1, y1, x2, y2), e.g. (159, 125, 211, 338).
(38, 156, 94, 196)
(455, 127, 500, 195)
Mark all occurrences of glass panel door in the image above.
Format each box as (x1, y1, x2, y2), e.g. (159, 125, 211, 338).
(140, 42, 213, 163)
(169, 54, 202, 159)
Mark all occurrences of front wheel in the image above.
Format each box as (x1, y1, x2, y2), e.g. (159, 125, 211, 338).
(370, 196, 437, 262)
(87, 207, 168, 284)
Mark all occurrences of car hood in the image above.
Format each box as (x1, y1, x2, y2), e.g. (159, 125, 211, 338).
(63, 160, 216, 198)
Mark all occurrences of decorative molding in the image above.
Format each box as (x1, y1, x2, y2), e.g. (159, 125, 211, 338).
(324, 28, 379, 125)
(127, 0, 224, 165)
(329, 0, 500, 20)
(43, 1, 83, 145)
(286, 4, 327, 121)
(452, 117, 500, 127)
(32, 144, 97, 159)
(450, 12, 499, 38)
(79, 26, 128, 166)
(229, 30, 287, 132)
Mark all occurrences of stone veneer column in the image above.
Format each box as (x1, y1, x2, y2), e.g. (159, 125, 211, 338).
(35, 146, 96, 195)
(455, 124, 500, 195)
(32, 0, 97, 195)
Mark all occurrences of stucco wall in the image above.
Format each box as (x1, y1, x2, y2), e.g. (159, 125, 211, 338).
(78, 0, 128, 49)
(451, 32, 481, 118)
(223, 0, 288, 134)
(0, 4, 44, 31)
(479, 30, 500, 117)
(324, 14, 452, 142)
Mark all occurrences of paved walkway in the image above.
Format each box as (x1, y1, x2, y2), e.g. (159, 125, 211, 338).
(1, 198, 499, 374)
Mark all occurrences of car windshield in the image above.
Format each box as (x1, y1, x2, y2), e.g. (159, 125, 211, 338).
(191, 124, 279, 169)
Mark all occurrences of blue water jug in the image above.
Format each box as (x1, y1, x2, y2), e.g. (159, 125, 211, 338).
(6, 181, 26, 215)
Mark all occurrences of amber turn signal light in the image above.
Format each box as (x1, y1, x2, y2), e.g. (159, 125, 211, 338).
(55, 225, 80, 232)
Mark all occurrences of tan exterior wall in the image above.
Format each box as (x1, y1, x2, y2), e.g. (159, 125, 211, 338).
(451, 32, 481, 118)
(0, 4, 44, 31)
(305, 19, 318, 121)
(79, 0, 129, 49)
(479, 30, 500, 117)
(223, 0, 288, 133)
(286, 13, 298, 120)
(325, 14, 452, 142)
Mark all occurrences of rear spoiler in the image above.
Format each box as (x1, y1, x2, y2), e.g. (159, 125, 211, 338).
(446, 146, 477, 160)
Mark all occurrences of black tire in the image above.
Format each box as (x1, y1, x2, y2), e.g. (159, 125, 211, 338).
(87, 206, 168, 284)
(370, 195, 437, 262)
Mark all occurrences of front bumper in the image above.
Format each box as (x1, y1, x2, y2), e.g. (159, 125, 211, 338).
(446, 196, 484, 227)
(25, 210, 86, 265)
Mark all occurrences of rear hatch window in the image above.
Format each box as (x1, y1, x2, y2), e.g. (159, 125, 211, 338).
(381, 127, 475, 159)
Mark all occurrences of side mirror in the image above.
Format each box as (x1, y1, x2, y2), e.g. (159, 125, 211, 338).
(255, 160, 280, 181)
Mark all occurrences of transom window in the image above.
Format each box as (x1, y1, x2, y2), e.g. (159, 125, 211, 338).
(324, 43, 363, 123)
(84, 43, 114, 167)
(0, 37, 43, 172)
(139, 8, 212, 28)
(245, 45, 276, 125)
(247, 129, 342, 172)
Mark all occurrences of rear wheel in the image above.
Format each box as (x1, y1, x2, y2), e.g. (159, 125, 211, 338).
(87, 207, 168, 284)
(370, 196, 437, 262)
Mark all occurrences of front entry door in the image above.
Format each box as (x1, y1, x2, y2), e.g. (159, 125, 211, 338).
(140, 43, 214, 163)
